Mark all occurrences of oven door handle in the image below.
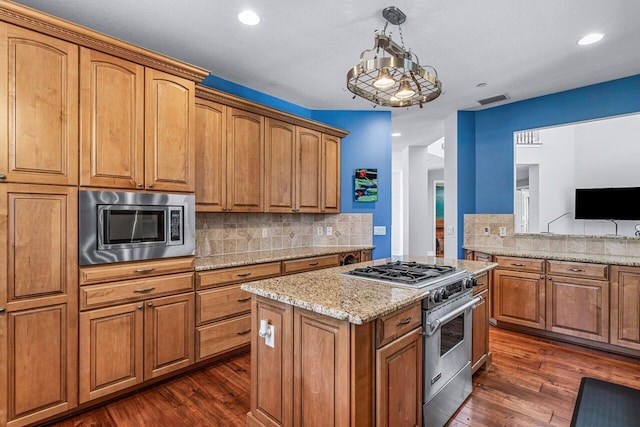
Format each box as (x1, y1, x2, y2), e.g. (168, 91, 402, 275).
(424, 296, 483, 337)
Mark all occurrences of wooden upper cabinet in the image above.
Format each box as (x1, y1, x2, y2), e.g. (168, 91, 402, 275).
(195, 99, 226, 211)
(321, 134, 341, 213)
(226, 108, 264, 212)
(0, 24, 78, 186)
(264, 118, 296, 212)
(80, 48, 145, 189)
(145, 68, 195, 192)
(296, 127, 322, 212)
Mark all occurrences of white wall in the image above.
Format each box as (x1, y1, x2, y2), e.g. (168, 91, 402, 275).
(407, 146, 431, 256)
(444, 112, 458, 258)
(391, 170, 403, 255)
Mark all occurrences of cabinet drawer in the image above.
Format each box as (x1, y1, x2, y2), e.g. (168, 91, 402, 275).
(494, 256, 544, 272)
(282, 254, 340, 275)
(197, 262, 281, 289)
(80, 257, 194, 285)
(80, 272, 194, 310)
(474, 252, 492, 262)
(547, 260, 608, 280)
(196, 314, 251, 361)
(474, 272, 489, 294)
(197, 284, 251, 325)
(376, 302, 422, 348)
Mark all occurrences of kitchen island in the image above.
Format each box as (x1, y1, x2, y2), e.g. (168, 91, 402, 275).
(241, 256, 496, 427)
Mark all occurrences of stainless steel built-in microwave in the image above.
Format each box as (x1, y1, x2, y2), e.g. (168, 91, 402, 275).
(79, 190, 195, 265)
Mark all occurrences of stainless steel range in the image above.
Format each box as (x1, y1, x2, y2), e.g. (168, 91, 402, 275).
(345, 261, 483, 427)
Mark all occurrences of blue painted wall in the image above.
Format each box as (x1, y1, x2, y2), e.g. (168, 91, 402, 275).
(312, 110, 392, 259)
(459, 74, 640, 253)
(200, 76, 393, 259)
(456, 111, 476, 258)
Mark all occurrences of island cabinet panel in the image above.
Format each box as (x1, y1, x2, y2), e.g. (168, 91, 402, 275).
(493, 268, 546, 329)
(376, 327, 422, 427)
(0, 24, 78, 186)
(610, 266, 640, 350)
(79, 48, 144, 189)
(249, 298, 293, 427)
(194, 98, 226, 211)
(546, 275, 609, 342)
(293, 309, 350, 427)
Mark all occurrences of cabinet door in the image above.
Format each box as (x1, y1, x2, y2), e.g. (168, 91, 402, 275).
(546, 275, 609, 342)
(0, 184, 78, 425)
(472, 289, 488, 373)
(376, 327, 422, 427)
(79, 303, 144, 403)
(264, 118, 296, 212)
(321, 134, 341, 213)
(610, 266, 640, 350)
(295, 127, 322, 212)
(0, 24, 78, 185)
(144, 293, 194, 379)
(493, 269, 545, 329)
(195, 99, 226, 211)
(145, 68, 195, 192)
(80, 48, 144, 189)
(226, 108, 264, 212)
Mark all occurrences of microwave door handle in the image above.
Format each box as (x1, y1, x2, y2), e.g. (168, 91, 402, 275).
(424, 296, 483, 337)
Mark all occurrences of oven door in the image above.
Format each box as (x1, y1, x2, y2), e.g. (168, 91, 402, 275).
(423, 292, 481, 401)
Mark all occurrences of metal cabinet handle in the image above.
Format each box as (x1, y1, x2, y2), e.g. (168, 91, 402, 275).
(541, 275, 545, 279)
(237, 297, 251, 303)
(236, 329, 251, 335)
(396, 317, 411, 326)
(510, 263, 525, 267)
(147, 302, 153, 307)
(237, 272, 252, 278)
(0, 307, 5, 314)
(569, 268, 585, 272)
(133, 268, 155, 274)
(148, 184, 154, 188)
(309, 262, 319, 266)
(137, 183, 143, 188)
(137, 304, 144, 310)
(424, 296, 483, 337)
(477, 281, 485, 286)
(0, 173, 6, 180)
(133, 287, 156, 293)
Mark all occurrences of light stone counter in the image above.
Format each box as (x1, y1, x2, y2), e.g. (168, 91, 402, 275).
(195, 245, 374, 271)
(240, 256, 497, 324)
(465, 245, 640, 267)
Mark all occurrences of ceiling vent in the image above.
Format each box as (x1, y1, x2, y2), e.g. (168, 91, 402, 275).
(477, 93, 509, 106)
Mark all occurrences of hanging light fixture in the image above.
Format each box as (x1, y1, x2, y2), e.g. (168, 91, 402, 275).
(346, 6, 442, 108)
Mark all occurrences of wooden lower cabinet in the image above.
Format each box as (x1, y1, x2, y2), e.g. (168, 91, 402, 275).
(472, 288, 489, 373)
(247, 296, 422, 427)
(79, 292, 194, 403)
(493, 269, 546, 330)
(610, 266, 640, 350)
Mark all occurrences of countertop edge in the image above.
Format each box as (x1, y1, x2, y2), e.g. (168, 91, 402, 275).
(464, 246, 640, 267)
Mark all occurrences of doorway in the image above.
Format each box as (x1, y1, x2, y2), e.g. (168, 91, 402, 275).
(435, 181, 444, 257)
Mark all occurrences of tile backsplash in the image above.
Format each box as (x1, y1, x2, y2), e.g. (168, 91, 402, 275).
(464, 214, 640, 257)
(195, 213, 373, 257)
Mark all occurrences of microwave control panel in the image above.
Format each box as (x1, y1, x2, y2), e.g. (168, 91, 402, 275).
(170, 209, 182, 242)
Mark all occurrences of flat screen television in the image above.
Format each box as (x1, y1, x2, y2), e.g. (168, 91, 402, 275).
(575, 187, 640, 220)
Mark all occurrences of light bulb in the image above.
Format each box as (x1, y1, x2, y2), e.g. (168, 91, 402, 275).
(238, 10, 260, 25)
(373, 68, 395, 89)
(395, 76, 415, 100)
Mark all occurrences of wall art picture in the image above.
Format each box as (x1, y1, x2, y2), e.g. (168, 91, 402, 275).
(354, 168, 378, 202)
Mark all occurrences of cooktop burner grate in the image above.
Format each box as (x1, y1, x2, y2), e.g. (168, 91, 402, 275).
(345, 261, 458, 285)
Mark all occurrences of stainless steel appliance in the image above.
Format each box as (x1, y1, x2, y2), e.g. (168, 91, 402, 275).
(344, 261, 482, 427)
(79, 190, 195, 265)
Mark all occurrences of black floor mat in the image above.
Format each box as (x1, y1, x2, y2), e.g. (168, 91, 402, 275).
(570, 377, 640, 427)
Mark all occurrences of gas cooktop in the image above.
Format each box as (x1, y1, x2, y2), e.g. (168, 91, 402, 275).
(343, 261, 467, 288)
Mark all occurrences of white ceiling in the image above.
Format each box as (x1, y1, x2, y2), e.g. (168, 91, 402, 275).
(13, 0, 640, 149)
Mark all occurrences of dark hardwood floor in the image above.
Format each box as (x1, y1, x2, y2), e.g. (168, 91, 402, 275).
(45, 327, 640, 426)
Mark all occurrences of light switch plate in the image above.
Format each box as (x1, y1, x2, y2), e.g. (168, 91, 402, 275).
(326, 226, 333, 236)
(262, 228, 268, 237)
(447, 226, 454, 235)
(373, 226, 386, 235)
(483, 226, 490, 236)
(499, 226, 507, 237)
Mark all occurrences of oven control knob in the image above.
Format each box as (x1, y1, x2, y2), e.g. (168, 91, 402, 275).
(463, 277, 476, 289)
(432, 290, 442, 303)
(442, 288, 450, 300)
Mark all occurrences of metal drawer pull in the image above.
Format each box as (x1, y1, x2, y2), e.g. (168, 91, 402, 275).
(237, 329, 251, 335)
(569, 268, 585, 272)
(137, 304, 144, 310)
(0, 174, 6, 180)
(396, 317, 412, 326)
(477, 281, 485, 285)
(424, 296, 483, 337)
(510, 263, 526, 267)
(133, 287, 156, 293)
(309, 262, 319, 266)
(237, 297, 251, 303)
(133, 268, 156, 274)
(237, 272, 252, 277)
(0, 307, 5, 314)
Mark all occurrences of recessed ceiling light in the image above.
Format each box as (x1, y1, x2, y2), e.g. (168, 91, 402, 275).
(238, 10, 260, 26)
(577, 33, 604, 46)
(392, 132, 402, 137)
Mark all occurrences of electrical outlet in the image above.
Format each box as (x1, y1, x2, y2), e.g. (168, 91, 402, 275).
(326, 226, 333, 236)
(262, 228, 268, 238)
(483, 226, 490, 236)
(447, 226, 454, 235)
(499, 226, 507, 237)
(316, 226, 323, 235)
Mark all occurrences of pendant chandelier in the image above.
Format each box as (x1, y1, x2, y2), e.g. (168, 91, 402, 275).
(346, 6, 442, 108)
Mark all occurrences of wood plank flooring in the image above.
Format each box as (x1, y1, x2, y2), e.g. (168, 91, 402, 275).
(45, 327, 640, 426)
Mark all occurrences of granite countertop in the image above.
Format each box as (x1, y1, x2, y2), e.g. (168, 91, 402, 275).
(464, 246, 640, 267)
(240, 256, 497, 325)
(195, 246, 375, 271)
